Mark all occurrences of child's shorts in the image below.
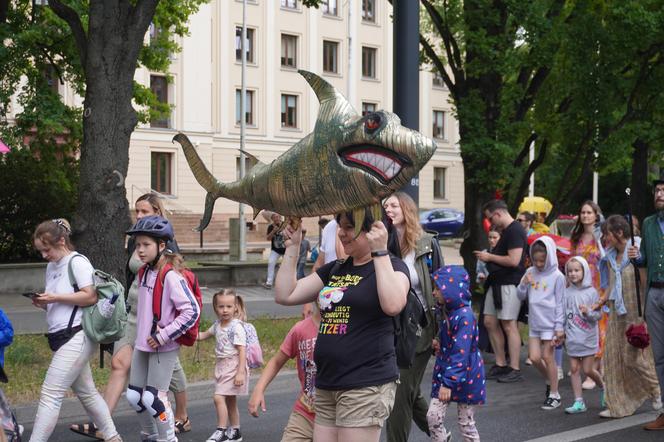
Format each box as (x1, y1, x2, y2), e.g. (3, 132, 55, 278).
(314, 381, 397, 428)
(529, 329, 554, 340)
(214, 356, 249, 396)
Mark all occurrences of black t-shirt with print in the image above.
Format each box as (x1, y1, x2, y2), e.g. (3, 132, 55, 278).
(314, 256, 409, 390)
(268, 224, 286, 255)
(487, 220, 527, 285)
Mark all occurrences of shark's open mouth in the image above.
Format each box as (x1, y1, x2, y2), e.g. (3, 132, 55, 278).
(339, 145, 411, 183)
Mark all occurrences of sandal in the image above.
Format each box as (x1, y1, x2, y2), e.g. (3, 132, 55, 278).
(174, 417, 192, 434)
(70, 422, 104, 441)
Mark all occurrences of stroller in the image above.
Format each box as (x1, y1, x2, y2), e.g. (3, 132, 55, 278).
(0, 383, 21, 442)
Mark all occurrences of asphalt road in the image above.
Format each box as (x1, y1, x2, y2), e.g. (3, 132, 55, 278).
(17, 356, 663, 442)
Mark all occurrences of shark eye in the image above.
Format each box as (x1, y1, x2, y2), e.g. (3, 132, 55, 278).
(365, 114, 381, 132)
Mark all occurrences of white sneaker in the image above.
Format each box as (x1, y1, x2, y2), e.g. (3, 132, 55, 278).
(582, 378, 596, 390)
(599, 409, 613, 418)
(557, 366, 564, 380)
(653, 397, 663, 411)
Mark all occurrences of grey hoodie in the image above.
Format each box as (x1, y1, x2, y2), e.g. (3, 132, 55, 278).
(516, 236, 566, 332)
(563, 256, 602, 357)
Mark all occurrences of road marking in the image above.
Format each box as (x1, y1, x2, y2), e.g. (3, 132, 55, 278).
(526, 411, 659, 442)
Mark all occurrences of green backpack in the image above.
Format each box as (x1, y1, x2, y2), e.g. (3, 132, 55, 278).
(68, 254, 128, 344)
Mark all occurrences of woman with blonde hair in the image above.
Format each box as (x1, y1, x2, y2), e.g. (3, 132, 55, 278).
(384, 191, 442, 442)
(30, 219, 121, 442)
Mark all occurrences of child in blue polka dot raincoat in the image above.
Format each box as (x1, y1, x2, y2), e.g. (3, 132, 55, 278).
(427, 265, 485, 442)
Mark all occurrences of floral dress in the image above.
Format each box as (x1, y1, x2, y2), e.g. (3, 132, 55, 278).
(573, 237, 608, 357)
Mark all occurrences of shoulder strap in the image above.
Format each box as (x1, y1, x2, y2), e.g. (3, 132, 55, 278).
(430, 236, 444, 273)
(152, 264, 174, 322)
(66, 253, 88, 333)
(326, 258, 346, 284)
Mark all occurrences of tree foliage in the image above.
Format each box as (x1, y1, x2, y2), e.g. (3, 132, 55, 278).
(0, 0, 207, 270)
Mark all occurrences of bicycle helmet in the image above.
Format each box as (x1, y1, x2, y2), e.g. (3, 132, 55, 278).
(126, 215, 174, 241)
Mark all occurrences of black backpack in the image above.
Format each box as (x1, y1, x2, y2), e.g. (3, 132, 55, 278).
(327, 259, 427, 369)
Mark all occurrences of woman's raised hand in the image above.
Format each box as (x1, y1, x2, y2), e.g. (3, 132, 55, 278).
(366, 221, 388, 253)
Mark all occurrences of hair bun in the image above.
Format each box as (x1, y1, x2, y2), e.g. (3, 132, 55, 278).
(51, 218, 71, 234)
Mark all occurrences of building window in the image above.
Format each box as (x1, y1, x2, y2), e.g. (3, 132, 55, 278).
(151, 152, 173, 194)
(235, 89, 254, 125)
(235, 27, 255, 63)
(362, 0, 375, 22)
(433, 110, 445, 139)
(434, 167, 446, 199)
(150, 75, 169, 128)
(362, 102, 376, 116)
(323, 40, 338, 73)
(361, 46, 376, 78)
(281, 0, 297, 9)
(236, 156, 258, 180)
(281, 94, 298, 128)
(281, 34, 298, 68)
(433, 71, 445, 88)
(322, 0, 338, 15)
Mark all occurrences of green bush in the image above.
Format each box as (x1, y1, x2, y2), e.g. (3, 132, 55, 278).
(0, 146, 78, 262)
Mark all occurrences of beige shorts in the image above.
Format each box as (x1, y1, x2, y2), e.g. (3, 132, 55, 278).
(281, 410, 314, 442)
(483, 285, 522, 320)
(315, 381, 397, 428)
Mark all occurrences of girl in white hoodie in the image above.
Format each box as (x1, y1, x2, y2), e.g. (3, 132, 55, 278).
(517, 236, 566, 410)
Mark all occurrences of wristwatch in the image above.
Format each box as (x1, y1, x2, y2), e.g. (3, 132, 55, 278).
(371, 250, 389, 258)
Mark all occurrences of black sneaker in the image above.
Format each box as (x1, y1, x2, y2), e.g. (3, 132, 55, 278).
(497, 369, 524, 383)
(227, 428, 243, 441)
(206, 428, 228, 442)
(542, 396, 562, 410)
(486, 364, 511, 380)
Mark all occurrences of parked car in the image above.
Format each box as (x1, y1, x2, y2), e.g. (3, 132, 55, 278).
(420, 208, 464, 238)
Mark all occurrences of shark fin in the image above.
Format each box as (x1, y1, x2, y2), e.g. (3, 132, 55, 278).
(238, 149, 263, 167)
(298, 70, 358, 122)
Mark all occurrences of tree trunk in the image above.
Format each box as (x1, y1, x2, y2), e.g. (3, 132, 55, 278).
(631, 138, 650, 222)
(72, 79, 135, 278)
(459, 173, 492, 286)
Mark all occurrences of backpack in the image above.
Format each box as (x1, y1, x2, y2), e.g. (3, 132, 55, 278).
(140, 264, 202, 347)
(242, 322, 263, 369)
(328, 259, 426, 370)
(68, 254, 127, 345)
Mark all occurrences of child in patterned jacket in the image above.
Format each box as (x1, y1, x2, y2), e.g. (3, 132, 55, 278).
(428, 265, 486, 442)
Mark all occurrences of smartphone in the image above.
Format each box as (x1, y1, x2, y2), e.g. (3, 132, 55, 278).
(22, 292, 41, 300)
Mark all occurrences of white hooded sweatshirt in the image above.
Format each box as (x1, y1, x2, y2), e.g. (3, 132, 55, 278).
(563, 256, 602, 357)
(516, 236, 566, 333)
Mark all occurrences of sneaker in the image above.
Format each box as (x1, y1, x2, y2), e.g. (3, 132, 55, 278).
(582, 377, 596, 390)
(542, 396, 561, 410)
(227, 427, 243, 441)
(557, 366, 564, 381)
(653, 397, 663, 411)
(565, 400, 587, 414)
(497, 369, 524, 383)
(644, 413, 664, 430)
(599, 409, 613, 418)
(207, 428, 229, 442)
(486, 364, 510, 380)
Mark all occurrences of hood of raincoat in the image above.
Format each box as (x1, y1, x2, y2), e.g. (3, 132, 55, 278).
(432, 265, 471, 312)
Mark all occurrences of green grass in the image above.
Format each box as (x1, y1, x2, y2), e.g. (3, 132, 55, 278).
(3, 316, 300, 405)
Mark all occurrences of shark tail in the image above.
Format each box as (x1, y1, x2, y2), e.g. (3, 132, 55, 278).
(173, 133, 224, 231)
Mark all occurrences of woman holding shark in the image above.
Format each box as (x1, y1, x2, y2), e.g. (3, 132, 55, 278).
(274, 209, 409, 442)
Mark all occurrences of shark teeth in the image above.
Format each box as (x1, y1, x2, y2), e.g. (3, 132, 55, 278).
(343, 149, 403, 181)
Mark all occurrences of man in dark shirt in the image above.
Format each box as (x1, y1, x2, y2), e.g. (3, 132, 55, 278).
(475, 199, 527, 383)
(264, 213, 286, 289)
(628, 180, 664, 431)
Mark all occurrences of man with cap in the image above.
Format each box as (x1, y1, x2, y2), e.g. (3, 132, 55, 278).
(629, 179, 664, 431)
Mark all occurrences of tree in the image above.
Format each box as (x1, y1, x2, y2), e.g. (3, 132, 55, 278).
(420, 0, 568, 276)
(0, 0, 206, 275)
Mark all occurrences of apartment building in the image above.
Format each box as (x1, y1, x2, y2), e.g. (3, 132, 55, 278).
(13, 0, 464, 243)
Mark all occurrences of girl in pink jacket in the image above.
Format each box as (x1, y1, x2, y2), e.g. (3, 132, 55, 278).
(125, 216, 200, 442)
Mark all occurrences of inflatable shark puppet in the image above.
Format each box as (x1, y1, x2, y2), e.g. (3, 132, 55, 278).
(174, 70, 437, 233)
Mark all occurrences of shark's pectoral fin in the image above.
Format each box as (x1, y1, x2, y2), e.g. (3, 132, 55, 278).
(238, 150, 264, 167)
(195, 192, 218, 232)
